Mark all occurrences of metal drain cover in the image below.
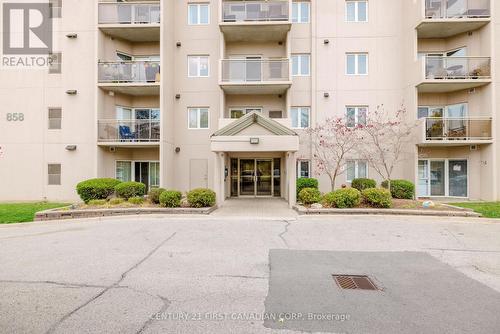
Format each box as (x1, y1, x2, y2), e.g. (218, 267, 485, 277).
(333, 275, 378, 290)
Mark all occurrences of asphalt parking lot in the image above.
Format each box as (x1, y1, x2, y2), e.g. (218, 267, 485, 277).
(1, 212, 500, 333)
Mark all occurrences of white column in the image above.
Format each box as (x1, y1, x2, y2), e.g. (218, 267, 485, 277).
(213, 152, 225, 206)
(287, 152, 297, 208)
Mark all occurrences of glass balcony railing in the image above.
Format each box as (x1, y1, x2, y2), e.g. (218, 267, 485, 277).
(425, 57, 491, 80)
(98, 120, 160, 142)
(98, 2, 160, 24)
(222, 1, 289, 22)
(425, 0, 490, 19)
(98, 61, 160, 83)
(221, 59, 289, 82)
(425, 117, 492, 140)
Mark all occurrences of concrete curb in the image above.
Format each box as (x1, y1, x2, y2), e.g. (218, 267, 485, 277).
(35, 206, 217, 221)
(293, 205, 482, 217)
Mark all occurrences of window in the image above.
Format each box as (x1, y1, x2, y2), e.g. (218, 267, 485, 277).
(48, 108, 62, 129)
(346, 1, 368, 22)
(269, 110, 283, 119)
(346, 160, 368, 182)
(188, 3, 209, 25)
(297, 160, 311, 178)
(116, 161, 160, 190)
(346, 106, 367, 127)
(188, 108, 209, 129)
(292, 2, 310, 23)
(48, 164, 61, 185)
(188, 56, 209, 77)
(230, 107, 262, 119)
(116, 161, 132, 182)
(49, 0, 62, 18)
(291, 107, 310, 128)
(346, 53, 368, 75)
(48, 52, 62, 74)
(292, 54, 310, 76)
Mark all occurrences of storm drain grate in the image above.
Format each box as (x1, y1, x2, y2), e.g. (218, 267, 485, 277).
(332, 275, 379, 291)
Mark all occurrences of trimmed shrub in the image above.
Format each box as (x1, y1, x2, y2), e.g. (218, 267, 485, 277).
(159, 190, 182, 208)
(297, 178, 319, 197)
(362, 188, 392, 208)
(88, 199, 107, 206)
(381, 180, 415, 199)
(76, 178, 121, 203)
(187, 188, 216, 208)
(115, 181, 146, 200)
(109, 198, 125, 205)
(128, 196, 144, 205)
(298, 187, 322, 205)
(323, 188, 361, 208)
(148, 188, 166, 204)
(351, 178, 376, 192)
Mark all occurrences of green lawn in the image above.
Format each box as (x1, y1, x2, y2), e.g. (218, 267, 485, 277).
(0, 202, 70, 224)
(450, 202, 500, 218)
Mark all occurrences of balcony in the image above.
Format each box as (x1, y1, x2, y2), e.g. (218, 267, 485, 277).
(220, 1, 291, 42)
(98, 2, 160, 42)
(418, 117, 492, 145)
(220, 59, 291, 94)
(98, 61, 160, 96)
(417, 56, 491, 93)
(97, 119, 160, 147)
(417, 0, 490, 38)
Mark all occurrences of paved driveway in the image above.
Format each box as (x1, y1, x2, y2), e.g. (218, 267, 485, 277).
(1, 214, 500, 333)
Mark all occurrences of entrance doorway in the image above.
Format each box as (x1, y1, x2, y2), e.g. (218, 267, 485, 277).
(230, 158, 281, 197)
(417, 159, 468, 197)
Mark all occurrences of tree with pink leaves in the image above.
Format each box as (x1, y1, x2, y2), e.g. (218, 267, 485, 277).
(305, 117, 361, 191)
(357, 104, 419, 189)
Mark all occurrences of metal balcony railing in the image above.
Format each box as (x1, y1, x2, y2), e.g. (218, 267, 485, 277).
(425, 0, 490, 19)
(425, 56, 491, 80)
(222, 1, 289, 22)
(98, 61, 160, 83)
(98, 2, 160, 24)
(98, 120, 160, 142)
(424, 117, 492, 140)
(221, 59, 289, 82)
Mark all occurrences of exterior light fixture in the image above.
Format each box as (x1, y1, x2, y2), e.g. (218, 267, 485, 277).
(65, 145, 77, 151)
(175, 147, 181, 153)
(324, 39, 329, 44)
(66, 33, 78, 39)
(175, 94, 181, 99)
(250, 138, 259, 145)
(176, 42, 181, 47)
(66, 90, 77, 95)
(324, 92, 330, 98)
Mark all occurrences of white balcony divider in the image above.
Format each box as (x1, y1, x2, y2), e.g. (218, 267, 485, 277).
(98, 61, 160, 83)
(222, 1, 289, 22)
(221, 59, 289, 82)
(98, 2, 160, 24)
(425, 0, 490, 19)
(424, 117, 492, 140)
(98, 119, 160, 142)
(425, 56, 491, 79)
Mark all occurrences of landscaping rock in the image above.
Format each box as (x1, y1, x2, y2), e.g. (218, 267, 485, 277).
(311, 203, 323, 209)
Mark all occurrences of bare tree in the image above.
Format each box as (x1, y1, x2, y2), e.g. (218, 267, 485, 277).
(305, 118, 361, 191)
(357, 105, 419, 189)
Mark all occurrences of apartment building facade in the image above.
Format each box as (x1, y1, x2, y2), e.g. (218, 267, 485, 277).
(0, 0, 498, 205)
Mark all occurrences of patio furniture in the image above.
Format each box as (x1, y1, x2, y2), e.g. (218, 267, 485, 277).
(119, 125, 137, 141)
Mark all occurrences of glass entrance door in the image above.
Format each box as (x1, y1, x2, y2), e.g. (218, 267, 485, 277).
(256, 160, 272, 196)
(418, 160, 429, 197)
(239, 159, 255, 196)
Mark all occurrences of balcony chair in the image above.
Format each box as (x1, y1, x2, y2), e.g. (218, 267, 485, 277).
(119, 125, 137, 141)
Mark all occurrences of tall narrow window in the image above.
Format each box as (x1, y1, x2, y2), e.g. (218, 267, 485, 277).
(292, 2, 310, 23)
(49, 0, 62, 18)
(297, 160, 311, 178)
(346, 1, 368, 22)
(48, 164, 61, 185)
(188, 56, 209, 77)
(188, 108, 209, 129)
(291, 107, 310, 129)
(292, 54, 310, 76)
(48, 108, 62, 129)
(188, 4, 210, 25)
(346, 160, 368, 182)
(48, 52, 62, 74)
(346, 106, 367, 127)
(346, 53, 368, 75)
(116, 161, 132, 182)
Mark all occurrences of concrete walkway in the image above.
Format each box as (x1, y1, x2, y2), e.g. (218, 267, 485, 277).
(212, 198, 297, 219)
